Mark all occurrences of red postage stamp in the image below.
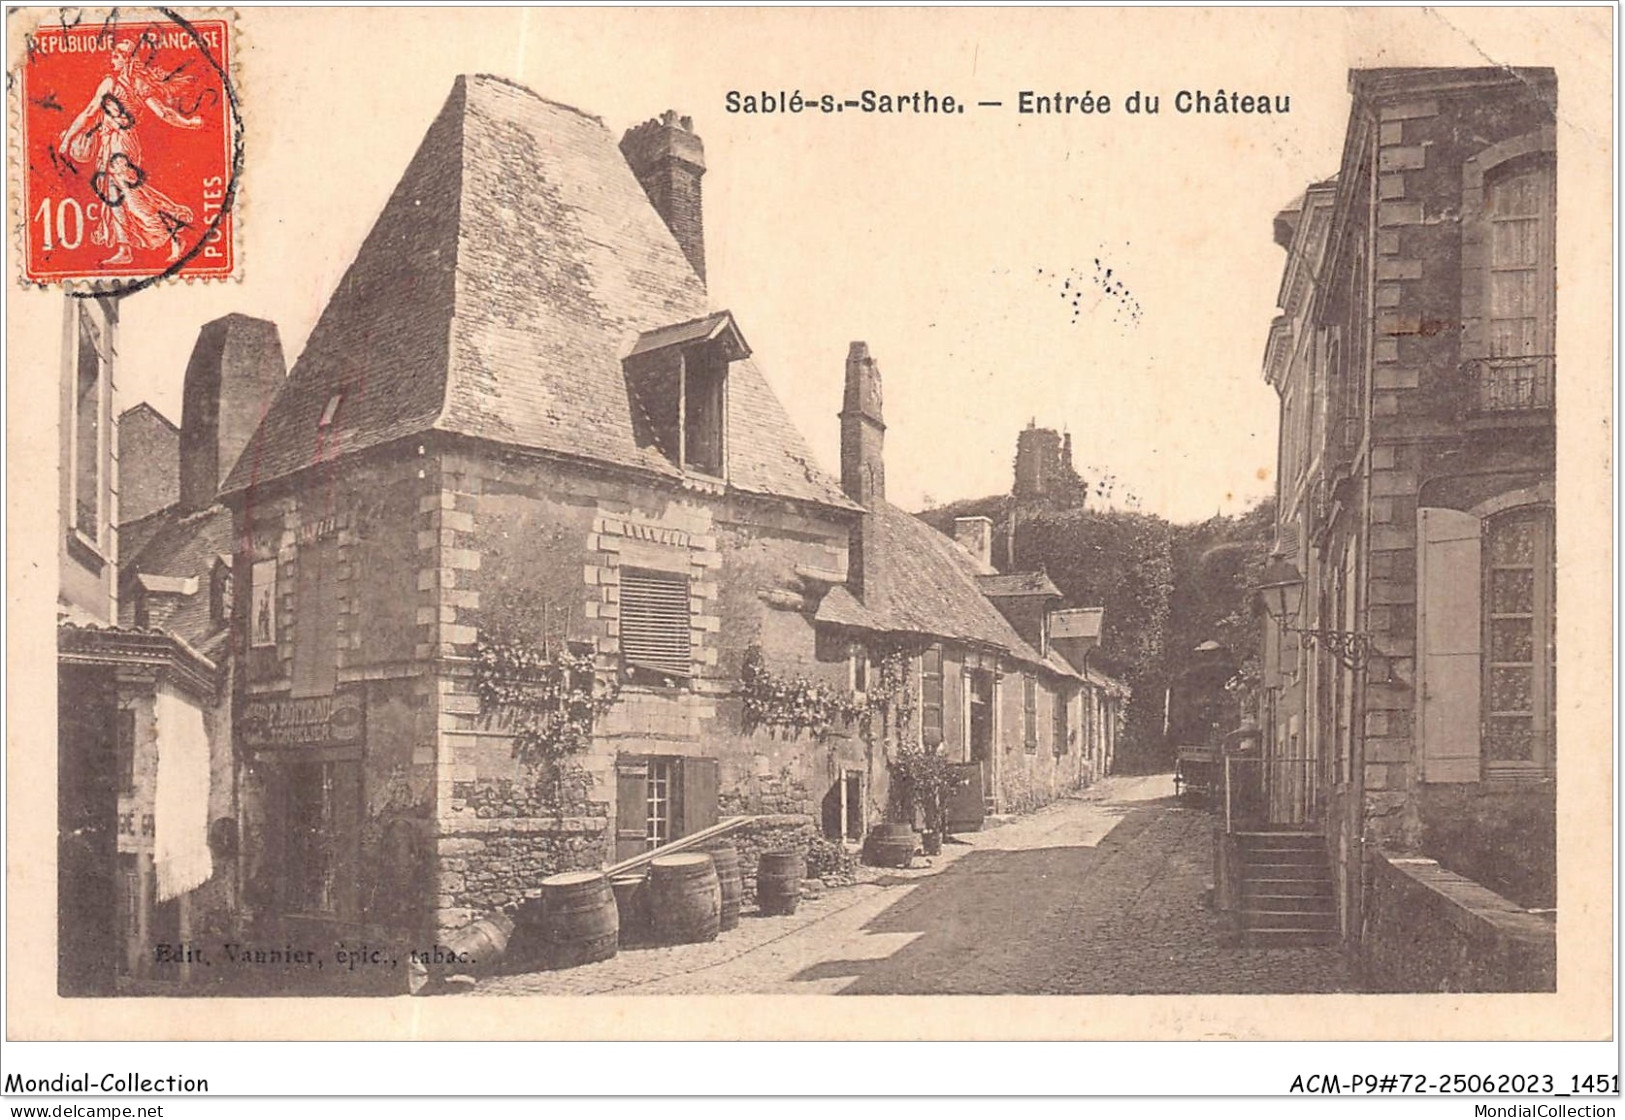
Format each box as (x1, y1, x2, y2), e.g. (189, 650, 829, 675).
(18, 9, 239, 288)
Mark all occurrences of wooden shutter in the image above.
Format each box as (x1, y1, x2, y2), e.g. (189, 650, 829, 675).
(620, 568, 692, 676)
(1417, 507, 1483, 783)
(679, 756, 719, 838)
(920, 646, 944, 745)
(1023, 677, 1037, 751)
(292, 539, 338, 698)
(615, 760, 650, 862)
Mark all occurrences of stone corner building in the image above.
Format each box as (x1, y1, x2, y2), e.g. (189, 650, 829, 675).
(1259, 67, 1556, 989)
(221, 75, 1126, 952)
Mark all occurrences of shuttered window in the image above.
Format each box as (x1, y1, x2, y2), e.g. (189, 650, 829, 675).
(920, 645, 944, 745)
(1053, 688, 1069, 755)
(620, 567, 692, 676)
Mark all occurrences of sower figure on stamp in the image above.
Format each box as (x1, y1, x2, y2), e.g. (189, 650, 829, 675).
(57, 37, 204, 265)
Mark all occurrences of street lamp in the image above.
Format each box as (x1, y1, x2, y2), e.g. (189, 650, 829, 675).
(1254, 555, 1370, 672)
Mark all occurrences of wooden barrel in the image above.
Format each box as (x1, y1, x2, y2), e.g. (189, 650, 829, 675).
(757, 850, 805, 916)
(610, 873, 649, 941)
(871, 836, 916, 868)
(540, 871, 619, 969)
(708, 846, 742, 931)
(649, 854, 721, 944)
(868, 826, 916, 868)
(434, 913, 514, 976)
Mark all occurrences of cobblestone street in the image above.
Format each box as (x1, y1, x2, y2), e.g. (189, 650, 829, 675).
(465, 774, 1356, 997)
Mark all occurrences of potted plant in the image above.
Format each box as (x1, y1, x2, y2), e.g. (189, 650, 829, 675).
(889, 744, 966, 856)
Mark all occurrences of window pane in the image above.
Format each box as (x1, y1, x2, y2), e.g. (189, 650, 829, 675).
(1488, 320, 1539, 359)
(75, 317, 99, 532)
(1491, 568, 1535, 614)
(1490, 218, 1540, 267)
(1489, 666, 1533, 714)
(1490, 618, 1534, 662)
(1489, 269, 1536, 319)
(1488, 515, 1538, 565)
(1489, 173, 1540, 217)
(1485, 717, 1536, 762)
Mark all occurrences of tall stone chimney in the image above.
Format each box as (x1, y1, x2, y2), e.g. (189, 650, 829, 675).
(954, 516, 994, 568)
(840, 342, 886, 601)
(621, 110, 707, 283)
(840, 342, 885, 507)
(179, 314, 287, 513)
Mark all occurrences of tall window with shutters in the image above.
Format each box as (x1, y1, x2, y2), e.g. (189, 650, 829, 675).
(1052, 687, 1069, 755)
(1418, 504, 1555, 784)
(619, 567, 692, 678)
(614, 755, 719, 861)
(919, 645, 944, 746)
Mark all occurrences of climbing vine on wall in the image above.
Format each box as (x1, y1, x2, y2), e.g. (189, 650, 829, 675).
(860, 642, 918, 745)
(739, 639, 924, 746)
(473, 632, 621, 767)
(740, 645, 862, 741)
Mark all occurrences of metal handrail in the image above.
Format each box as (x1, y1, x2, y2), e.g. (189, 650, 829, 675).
(1463, 355, 1555, 414)
(1223, 754, 1323, 830)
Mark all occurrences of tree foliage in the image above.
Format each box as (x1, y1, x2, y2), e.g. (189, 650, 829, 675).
(918, 494, 1277, 771)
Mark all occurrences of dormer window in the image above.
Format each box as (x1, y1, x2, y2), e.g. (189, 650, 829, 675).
(210, 555, 233, 629)
(625, 311, 750, 479)
(318, 392, 344, 429)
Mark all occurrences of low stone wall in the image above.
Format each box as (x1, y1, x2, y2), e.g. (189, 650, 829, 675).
(1362, 851, 1555, 992)
(1415, 783, 1556, 909)
(435, 816, 609, 932)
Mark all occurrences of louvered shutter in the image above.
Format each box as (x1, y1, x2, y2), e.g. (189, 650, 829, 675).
(920, 646, 944, 745)
(1417, 507, 1483, 783)
(680, 757, 719, 838)
(620, 568, 692, 676)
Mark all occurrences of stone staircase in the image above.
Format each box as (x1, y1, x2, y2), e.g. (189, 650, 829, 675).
(1235, 831, 1338, 948)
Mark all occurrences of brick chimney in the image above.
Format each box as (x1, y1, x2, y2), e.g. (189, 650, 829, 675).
(621, 110, 707, 283)
(179, 314, 287, 513)
(954, 516, 994, 568)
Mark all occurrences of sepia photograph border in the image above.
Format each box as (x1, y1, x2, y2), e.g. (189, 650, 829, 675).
(3, 5, 1614, 1053)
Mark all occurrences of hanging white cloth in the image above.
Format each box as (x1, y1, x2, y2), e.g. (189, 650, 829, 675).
(153, 679, 214, 902)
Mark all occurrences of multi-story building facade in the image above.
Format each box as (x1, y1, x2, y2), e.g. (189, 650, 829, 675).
(57, 294, 255, 994)
(1258, 68, 1557, 972)
(218, 75, 1124, 958)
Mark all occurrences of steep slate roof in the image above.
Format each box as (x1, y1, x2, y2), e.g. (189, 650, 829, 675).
(118, 504, 233, 647)
(816, 501, 1077, 679)
(221, 75, 852, 512)
(977, 571, 1062, 599)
